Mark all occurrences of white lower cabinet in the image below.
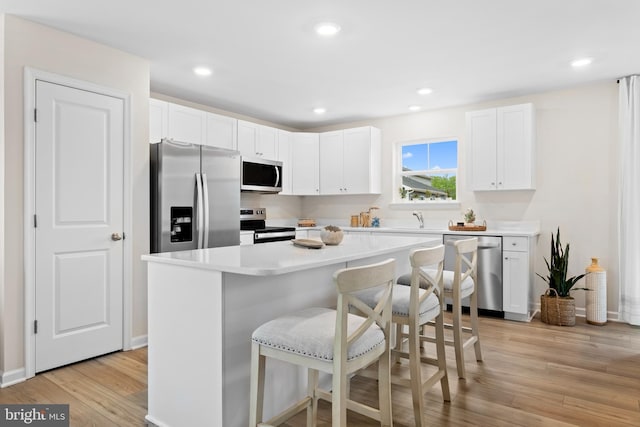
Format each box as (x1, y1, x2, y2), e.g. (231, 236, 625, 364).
(502, 236, 534, 321)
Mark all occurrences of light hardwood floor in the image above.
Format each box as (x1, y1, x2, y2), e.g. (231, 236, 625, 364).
(2, 314, 639, 426)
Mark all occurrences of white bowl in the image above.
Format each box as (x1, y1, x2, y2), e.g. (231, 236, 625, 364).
(320, 230, 344, 245)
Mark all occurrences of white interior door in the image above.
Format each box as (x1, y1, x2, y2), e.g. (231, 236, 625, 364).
(34, 80, 124, 372)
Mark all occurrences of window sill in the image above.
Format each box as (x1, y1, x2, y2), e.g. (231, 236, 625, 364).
(389, 200, 461, 210)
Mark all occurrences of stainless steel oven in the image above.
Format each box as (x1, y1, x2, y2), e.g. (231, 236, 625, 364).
(240, 208, 296, 244)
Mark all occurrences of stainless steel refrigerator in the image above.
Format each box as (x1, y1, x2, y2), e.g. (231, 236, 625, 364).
(150, 140, 240, 253)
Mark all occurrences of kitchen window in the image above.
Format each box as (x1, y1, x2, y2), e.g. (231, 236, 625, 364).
(395, 138, 458, 203)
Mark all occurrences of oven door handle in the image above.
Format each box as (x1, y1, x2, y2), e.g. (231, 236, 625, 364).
(274, 165, 280, 188)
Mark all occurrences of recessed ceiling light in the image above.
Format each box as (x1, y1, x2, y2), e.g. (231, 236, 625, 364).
(408, 105, 422, 112)
(571, 58, 593, 68)
(313, 107, 326, 114)
(315, 22, 341, 37)
(417, 87, 433, 95)
(193, 66, 212, 76)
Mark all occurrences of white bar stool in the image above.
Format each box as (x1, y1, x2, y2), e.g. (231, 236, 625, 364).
(357, 245, 450, 426)
(249, 258, 396, 427)
(398, 237, 482, 379)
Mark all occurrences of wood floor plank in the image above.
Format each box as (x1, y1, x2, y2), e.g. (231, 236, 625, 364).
(2, 318, 639, 426)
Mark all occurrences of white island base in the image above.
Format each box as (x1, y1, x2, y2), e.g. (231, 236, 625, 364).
(142, 234, 438, 427)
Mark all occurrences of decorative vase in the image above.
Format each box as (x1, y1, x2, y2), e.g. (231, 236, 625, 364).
(320, 230, 344, 245)
(585, 258, 607, 325)
(540, 288, 576, 326)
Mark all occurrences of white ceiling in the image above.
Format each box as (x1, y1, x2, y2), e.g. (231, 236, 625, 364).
(1, 0, 639, 129)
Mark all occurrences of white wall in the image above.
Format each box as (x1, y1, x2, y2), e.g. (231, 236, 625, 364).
(304, 82, 620, 315)
(0, 15, 150, 373)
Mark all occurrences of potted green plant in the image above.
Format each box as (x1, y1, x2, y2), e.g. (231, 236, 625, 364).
(536, 227, 587, 326)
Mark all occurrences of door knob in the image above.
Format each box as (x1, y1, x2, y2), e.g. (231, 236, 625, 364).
(111, 232, 123, 241)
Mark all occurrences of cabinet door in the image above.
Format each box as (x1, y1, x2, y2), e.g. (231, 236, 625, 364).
(149, 99, 168, 144)
(205, 112, 237, 150)
(257, 125, 278, 159)
(467, 108, 498, 191)
(237, 120, 258, 157)
(319, 130, 344, 194)
(343, 127, 374, 194)
(503, 250, 529, 315)
(497, 103, 534, 190)
(291, 133, 319, 195)
(277, 130, 293, 195)
(167, 103, 206, 144)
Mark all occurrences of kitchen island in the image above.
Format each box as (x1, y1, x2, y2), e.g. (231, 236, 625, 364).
(142, 233, 439, 427)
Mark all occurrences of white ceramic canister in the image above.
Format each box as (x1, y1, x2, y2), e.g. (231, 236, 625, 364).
(585, 258, 607, 325)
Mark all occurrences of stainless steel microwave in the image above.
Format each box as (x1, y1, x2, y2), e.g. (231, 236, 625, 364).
(241, 157, 283, 193)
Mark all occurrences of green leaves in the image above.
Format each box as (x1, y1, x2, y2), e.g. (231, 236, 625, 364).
(536, 228, 587, 297)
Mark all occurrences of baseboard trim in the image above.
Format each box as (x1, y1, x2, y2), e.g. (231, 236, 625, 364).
(1, 368, 27, 388)
(130, 334, 148, 350)
(536, 302, 620, 323)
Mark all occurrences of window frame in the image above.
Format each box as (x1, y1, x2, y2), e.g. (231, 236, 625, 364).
(391, 137, 461, 209)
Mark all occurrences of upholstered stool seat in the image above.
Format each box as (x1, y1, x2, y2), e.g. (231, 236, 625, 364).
(358, 285, 440, 325)
(252, 307, 385, 362)
(398, 269, 474, 297)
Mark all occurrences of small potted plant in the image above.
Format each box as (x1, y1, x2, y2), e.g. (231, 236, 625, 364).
(320, 225, 344, 245)
(399, 187, 408, 199)
(464, 208, 476, 225)
(536, 227, 587, 326)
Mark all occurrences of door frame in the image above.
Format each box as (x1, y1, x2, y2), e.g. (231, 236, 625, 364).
(23, 67, 133, 378)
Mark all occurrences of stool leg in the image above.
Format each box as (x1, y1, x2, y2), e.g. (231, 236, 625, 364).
(307, 368, 318, 427)
(249, 342, 265, 426)
(378, 339, 393, 427)
(435, 307, 451, 401)
(452, 295, 466, 379)
(470, 289, 483, 362)
(393, 322, 403, 364)
(408, 318, 425, 426)
(332, 362, 348, 426)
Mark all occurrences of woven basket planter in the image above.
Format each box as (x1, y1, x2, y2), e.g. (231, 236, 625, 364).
(540, 288, 576, 326)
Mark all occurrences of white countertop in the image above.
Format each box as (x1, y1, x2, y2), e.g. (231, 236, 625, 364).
(142, 234, 439, 276)
(297, 226, 539, 237)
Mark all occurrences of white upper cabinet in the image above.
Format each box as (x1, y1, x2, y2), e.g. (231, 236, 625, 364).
(149, 99, 237, 149)
(205, 112, 237, 150)
(167, 103, 207, 145)
(277, 130, 293, 195)
(291, 132, 319, 195)
(319, 130, 344, 194)
(467, 103, 535, 191)
(237, 120, 278, 160)
(319, 126, 381, 195)
(149, 99, 168, 143)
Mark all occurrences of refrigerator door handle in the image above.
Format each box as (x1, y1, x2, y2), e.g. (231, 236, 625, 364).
(195, 173, 204, 249)
(202, 173, 210, 248)
(274, 165, 280, 187)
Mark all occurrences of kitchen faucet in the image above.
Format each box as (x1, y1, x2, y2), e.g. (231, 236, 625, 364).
(412, 211, 424, 229)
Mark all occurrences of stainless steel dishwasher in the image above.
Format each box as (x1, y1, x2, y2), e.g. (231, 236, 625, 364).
(443, 234, 503, 316)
